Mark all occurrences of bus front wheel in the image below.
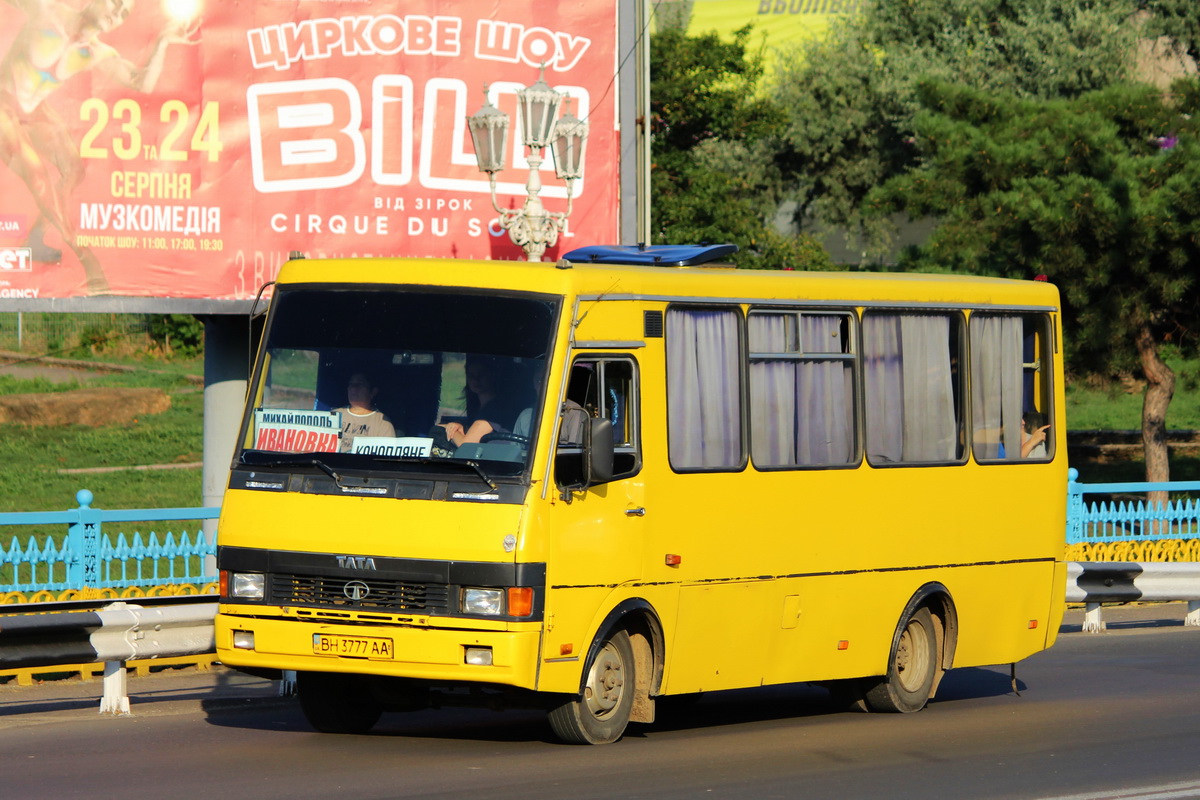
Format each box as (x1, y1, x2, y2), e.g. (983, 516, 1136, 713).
(298, 671, 383, 734)
(863, 606, 938, 713)
(547, 629, 635, 744)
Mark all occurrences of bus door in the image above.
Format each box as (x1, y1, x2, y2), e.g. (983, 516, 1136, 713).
(543, 356, 646, 651)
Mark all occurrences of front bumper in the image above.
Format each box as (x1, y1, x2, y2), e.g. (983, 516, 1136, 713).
(216, 606, 543, 690)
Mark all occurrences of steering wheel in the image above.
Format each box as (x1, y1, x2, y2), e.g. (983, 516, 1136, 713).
(480, 431, 529, 445)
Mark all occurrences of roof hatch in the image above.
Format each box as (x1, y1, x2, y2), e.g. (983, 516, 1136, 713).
(560, 244, 739, 268)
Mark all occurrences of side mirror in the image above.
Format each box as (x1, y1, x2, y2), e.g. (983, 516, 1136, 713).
(583, 417, 614, 486)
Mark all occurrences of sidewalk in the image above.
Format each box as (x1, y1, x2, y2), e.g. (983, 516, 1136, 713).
(1059, 599, 1197, 633)
(0, 664, 292, 727)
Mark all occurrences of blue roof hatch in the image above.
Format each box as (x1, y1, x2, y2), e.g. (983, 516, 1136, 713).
(560, 244, 739, 267)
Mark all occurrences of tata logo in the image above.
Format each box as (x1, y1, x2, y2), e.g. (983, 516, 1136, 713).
(343, 580, 371, 601)
(336, 555, 377, 570)
(0, 248, 33, 272)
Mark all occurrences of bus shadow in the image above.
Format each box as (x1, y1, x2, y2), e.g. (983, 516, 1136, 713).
(647, 669, 1023, 735)
(643, 683, 841, 735)
(928, 666, 1026, 701)
(202, 668, 1026, 743)
(202, 700, 560, 743)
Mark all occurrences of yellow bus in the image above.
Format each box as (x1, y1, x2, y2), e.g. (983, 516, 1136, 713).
(215, 244, 1067, 744)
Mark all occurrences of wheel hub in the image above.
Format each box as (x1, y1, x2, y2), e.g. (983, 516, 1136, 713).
(584, 642, 625, 715)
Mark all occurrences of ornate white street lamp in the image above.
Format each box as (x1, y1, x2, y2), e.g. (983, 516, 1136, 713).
(466, 69, 589, 261)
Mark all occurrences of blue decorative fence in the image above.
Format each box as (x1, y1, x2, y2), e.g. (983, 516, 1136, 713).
(1067, 467, 1200, 544)
(0, 490, 219, 595)
(4, 471, 1200, 597)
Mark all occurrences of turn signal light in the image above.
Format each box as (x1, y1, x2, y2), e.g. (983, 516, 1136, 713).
(665, 554, 682, 566)
(508, 587, 534, 617)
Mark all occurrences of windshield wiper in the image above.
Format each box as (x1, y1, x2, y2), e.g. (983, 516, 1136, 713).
(241, 454, 347, 489)
(460, 460, 497, 492)
(368, 455, 497, 491)
(245, 451, 497, 493)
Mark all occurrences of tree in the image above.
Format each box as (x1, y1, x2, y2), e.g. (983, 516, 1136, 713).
(868, 79, 1200, 483)
(650, 27, 833, 270)
(1142, 0, 1200, 64)
(771, 0, 1149, 248)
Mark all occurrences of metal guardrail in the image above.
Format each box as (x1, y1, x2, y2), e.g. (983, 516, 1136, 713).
(0, 490, 219, 594)
(0, 597, 217, 713)
(1066, 562, 1200, 632)
(3, 561, 1198, 718)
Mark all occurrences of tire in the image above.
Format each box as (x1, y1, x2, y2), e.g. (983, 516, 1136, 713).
(297, 671, 383, 734)
(547, 629, 635, 744)
(863, 606, 938, 714)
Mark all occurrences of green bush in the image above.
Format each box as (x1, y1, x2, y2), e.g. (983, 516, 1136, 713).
(148, 315, 204, 358)
(77, 321, 115, 354)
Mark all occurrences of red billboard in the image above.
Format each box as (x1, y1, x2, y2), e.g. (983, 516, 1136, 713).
(0, 0, 621, 302)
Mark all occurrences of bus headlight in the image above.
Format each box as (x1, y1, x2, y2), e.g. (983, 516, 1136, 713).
(230, 572, 266, 600)
(462, 587, 504, 615)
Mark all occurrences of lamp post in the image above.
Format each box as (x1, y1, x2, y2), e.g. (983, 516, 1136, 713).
(466, 69, 589, 261)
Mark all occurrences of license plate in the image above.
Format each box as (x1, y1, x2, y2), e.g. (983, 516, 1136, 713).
(312, 634, 394, 659)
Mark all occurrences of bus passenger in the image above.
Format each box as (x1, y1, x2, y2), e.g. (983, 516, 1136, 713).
(443, 356, 526, 447)
(1021, 412, 1049, 458)
(512, 398, 587, 444)
(335, 372, 397, 451)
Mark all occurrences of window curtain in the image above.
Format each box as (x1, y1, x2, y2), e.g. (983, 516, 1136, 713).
(667, 308, 742, 469)
(749, 314, 795, 465)
(749, 314, 852, 466)
(970, 315, 1023, 460)
(863, 315, 903, 463)
(864, 313, 956, 463)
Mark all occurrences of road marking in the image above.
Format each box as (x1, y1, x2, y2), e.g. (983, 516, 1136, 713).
(1038, 780, 1200, 800)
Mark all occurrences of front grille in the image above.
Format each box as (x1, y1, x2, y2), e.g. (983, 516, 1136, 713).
(270, 573, 451, 613)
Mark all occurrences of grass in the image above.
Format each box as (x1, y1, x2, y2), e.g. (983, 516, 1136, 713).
(1066, 346, 1200, 430)
(0, 361, 204, 514)
(0, 375, 80, 395)
(0, 358, 206, 588)
(1065, 352, 1200, 483)
(1066, 380, 1200, 431)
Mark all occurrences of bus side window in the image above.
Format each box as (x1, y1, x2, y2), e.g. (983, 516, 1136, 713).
(603, 360, 639, 474)
(863, 311, 965, 465)
(666, 307, 744, 471)
(555, 358, 640, 487)
(748, 310, 857, 468)
(1019, 317, 1054, 459)
(969, 312, 1054, 462)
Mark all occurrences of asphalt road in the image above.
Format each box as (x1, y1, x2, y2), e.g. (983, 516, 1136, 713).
(2, 605, 1198, 800)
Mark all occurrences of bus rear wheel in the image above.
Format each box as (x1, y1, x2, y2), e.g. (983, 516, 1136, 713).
(547, 629, 635, 744)
(298, 671, 383, 734)
(863, 606, 938, 714)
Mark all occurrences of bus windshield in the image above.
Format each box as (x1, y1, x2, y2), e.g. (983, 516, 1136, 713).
(238, 286, 560, 477)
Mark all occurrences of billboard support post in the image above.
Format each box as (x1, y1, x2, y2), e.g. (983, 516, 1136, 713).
(200, 316, 249, 562)
(618, 0, 651, 245)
